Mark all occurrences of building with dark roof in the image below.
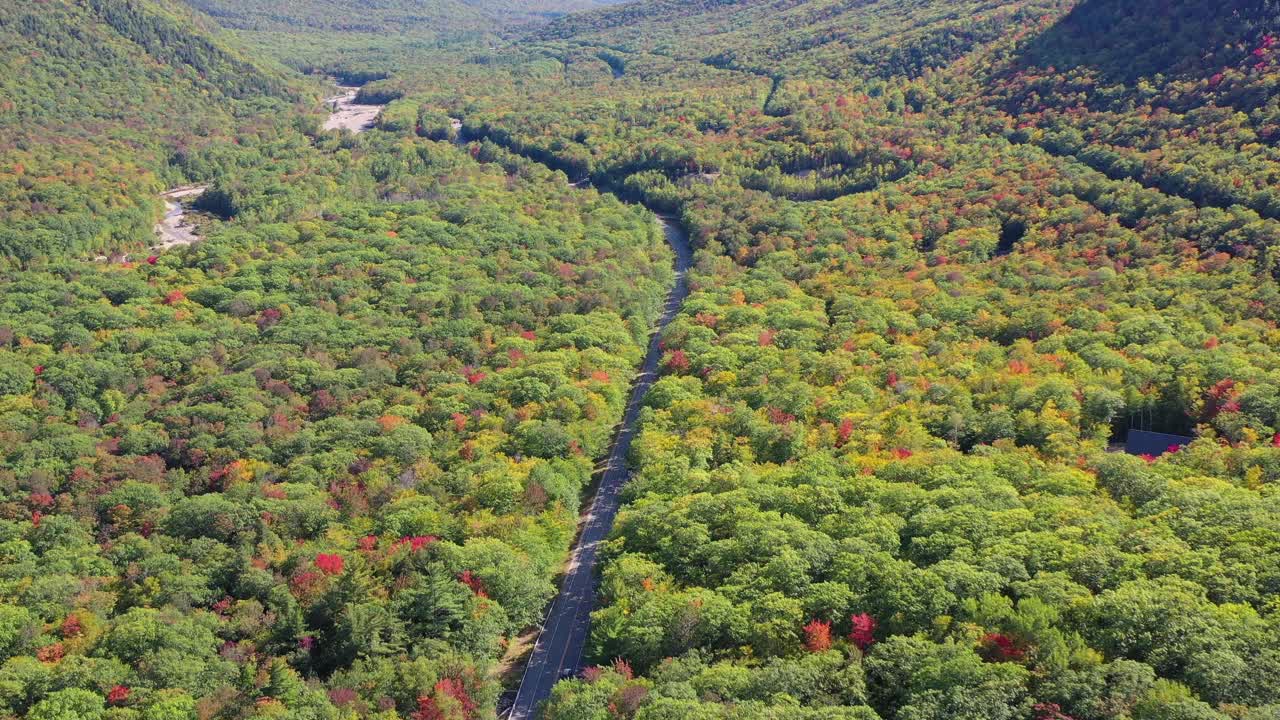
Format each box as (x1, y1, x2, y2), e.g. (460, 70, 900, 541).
(1123, 430, 1194, 457)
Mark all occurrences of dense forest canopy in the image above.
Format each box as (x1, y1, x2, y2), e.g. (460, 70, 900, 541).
(3, 0, 1280, 719)
(184, 0, 620, 33)
(0, 0, 304, 262)
(175, 0, 628, 75)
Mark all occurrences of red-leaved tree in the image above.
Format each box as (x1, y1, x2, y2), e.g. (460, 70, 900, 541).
(849, 613, 876, 651)
(1034, 702, 1076, 720)
(437, 677, 477, 720)
(315, 553, 344, 575)
(411, 696, 443, 720)
(107, 686, 130, 706)
(980, 632, 1025, 662)
(458, 570, 487, 597)
(665, 349, 690, 373)
(837, 418, 854, 447)
(803, 619, 832, 652)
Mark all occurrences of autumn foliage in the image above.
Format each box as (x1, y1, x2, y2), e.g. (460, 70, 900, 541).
(849, 613, 877, 651)
(803, 619, 832, 652)
(314, 553, 344, 575)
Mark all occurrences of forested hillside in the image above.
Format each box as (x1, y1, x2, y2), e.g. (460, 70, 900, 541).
(536, 0, 1062, 80)
(178, 0, 625, 76)
(186, 0, 616, 33)
(3, 0, 1280, 719)
(0, 111, 672, 719)
(375, 0, 1280, 717)
(0, 0, 301, 261)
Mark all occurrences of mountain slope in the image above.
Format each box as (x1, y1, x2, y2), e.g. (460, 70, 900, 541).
(186, 0, 617, 33)
(534, 0, 1067, 80)
(0, 0, 300, 261)
(374, 0, 1280, 717)
(1018, 0, 1280, 81)
(0, 0, 295, 127)
(179, 0, 628, 73)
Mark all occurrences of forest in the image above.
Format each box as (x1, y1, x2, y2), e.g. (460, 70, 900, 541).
(178, 0, 623, 75)
(0, 0, 303, 261)
(2, 0, 1280, 718)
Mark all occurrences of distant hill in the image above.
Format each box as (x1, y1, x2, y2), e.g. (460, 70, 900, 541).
(180, 0, 629, 73)
(0, 0, 300, 260)
(0, 0, 295, 127)
(1017, 0, 1280, 81)
(533, 0, 1066, 80)
(185, 0, 620, 34)
(515, 0, 1280, 220)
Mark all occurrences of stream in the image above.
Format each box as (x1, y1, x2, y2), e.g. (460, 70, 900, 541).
(114, 89, 387, 263)
(323, 86, 384, 133)
(153, 185, 207, 251)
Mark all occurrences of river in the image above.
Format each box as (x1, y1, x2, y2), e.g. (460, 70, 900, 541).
(153, 185, 207, 251)
(323, 86, 384, 133)
(118, 89, 387, 262)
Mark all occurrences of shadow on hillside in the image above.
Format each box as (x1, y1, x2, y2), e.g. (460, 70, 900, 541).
(1015, 0, 1275, 82)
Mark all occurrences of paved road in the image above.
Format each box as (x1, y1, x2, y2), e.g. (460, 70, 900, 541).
(508, 213, 692, 720)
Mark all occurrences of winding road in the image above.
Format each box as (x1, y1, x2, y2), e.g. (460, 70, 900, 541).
(137, 101, 683, 716)
(507, 206, 692, 717)
(446, 116, 696, 718)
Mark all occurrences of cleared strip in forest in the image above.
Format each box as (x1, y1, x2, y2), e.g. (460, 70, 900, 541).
(1015, 133, 1280, 221)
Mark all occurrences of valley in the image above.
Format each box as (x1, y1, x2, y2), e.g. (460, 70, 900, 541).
(153, 186, 209, 251)
(1, 1, 1280, 720)
(323, 87, 386, 133)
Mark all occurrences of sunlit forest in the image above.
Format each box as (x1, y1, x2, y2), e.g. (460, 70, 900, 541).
(1, 0, 1280, 718)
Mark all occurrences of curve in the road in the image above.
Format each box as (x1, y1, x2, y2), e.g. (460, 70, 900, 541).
(383, 119, 692, 717)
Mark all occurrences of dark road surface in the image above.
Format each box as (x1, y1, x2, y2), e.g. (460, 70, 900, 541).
(507, 213, 692, 720)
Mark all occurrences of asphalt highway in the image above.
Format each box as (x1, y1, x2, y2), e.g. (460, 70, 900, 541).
(507, 214, 692, 720)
